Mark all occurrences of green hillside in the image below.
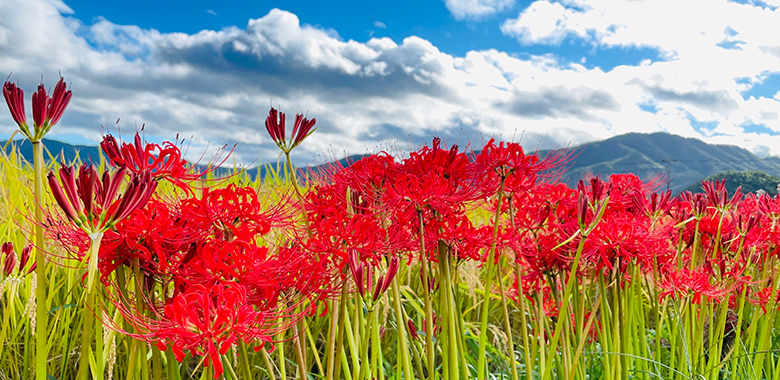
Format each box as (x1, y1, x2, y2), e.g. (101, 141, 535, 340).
(683, 170, 780, 196)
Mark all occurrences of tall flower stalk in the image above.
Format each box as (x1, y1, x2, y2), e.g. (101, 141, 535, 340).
(3, 76, 72, 380)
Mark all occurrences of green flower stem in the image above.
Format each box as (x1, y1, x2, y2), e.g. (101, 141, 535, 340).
(32, 140, 49, 380)
(151, 343, 162, 380)
(168, 347, 181, 380)
(306, 324, 324, 375)
(417, 210, 435, 380)
(391, 277, 414, 380)
(343, 298, 361, 380)
(438, 243, 459, 380)
(540, 235, 587, 380)
(339, 345, 353, 380)
(358, 304, 372, 380)
(292, 320, 306, 379)
(513, 261, 533, 380)
(325, 297, 340, 380)
(371, 305, 383, 380)
(496, 260, 518, 380)
(284, 152, 304, 200)
(477, 176, 506, 379)
(277, 326, 287, 380)
(78, 236, 101, 380)
(261, 346, 277, 380)
(333, 283, 349, 380)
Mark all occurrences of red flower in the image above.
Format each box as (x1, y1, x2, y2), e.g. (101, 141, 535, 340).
(31, 77, 72, 130)
(129, 283, 270, 379)
(47, 163, 157, 233)
(2, 242, 16, 276)
(658, 266, 732, 304)
(2, 81, 27, 129)
(100, 132, 232, 192)
(265, 107, 317, 153)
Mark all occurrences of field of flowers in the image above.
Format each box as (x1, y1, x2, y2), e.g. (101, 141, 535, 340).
(3, 77, 780, 380)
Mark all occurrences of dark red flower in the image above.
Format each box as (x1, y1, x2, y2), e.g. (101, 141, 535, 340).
(2, 81, 27, 129)
(47, 163, 157, 233)
(265, 107, 317, 153)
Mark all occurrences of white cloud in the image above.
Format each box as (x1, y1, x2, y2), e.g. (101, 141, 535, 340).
(207, 9, 217, 16)
(1, 0, 780, 166)
(444, 0, 515, 20)
(373, 21, 386, 28)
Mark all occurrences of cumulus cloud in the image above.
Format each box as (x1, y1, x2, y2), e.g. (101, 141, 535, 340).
(373, 21, 386, 28)
(1, 0, 780, 166)
(444, 0, 515, 20)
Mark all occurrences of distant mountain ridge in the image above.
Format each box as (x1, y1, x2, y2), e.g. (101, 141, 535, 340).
(4, 133, 780, 193)
(539, 133, 780, 193)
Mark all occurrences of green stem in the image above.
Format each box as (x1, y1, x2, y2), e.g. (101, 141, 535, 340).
(541, 236, 588, 380)
(477, 177, 506, 379)
(333, 283, 349, 380)
(32, 140, 49, 380)
(416, 210, 436, 380)
(358, 305, 372, 380)
(238, 341, 252, 380)
(391, 277, 414, 380)
(439, 243, 459, 380)
(167, 347, 181, 380)
(278, 327, 287, 380)
(497, 262, 518, 380)
(262, 347, 277, 380)
(284, 152, 304, 200)
(514, 261, 532, 380)
(325, 297, 340, 380)
(292, 321, 306, 379)
(78, 237, 102, 380)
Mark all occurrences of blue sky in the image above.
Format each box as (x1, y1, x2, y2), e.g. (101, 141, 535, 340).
(63, 0, 664, 70)
(1, 0, 779, 164)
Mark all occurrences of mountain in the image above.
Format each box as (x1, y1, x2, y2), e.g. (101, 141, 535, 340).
(4, 133, 780, 193)
(683, 170, 780, 196)
(2, 138, 103, 164)
(539, 133, 780, 193)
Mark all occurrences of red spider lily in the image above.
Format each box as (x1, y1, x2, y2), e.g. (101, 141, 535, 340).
(98, 199, 194, 280)
(2, 81, 27, 130)
(702, 180, 742, 212)
(407, 319, 420, 340)
(31, 77, 72, 132)
(3, 76, 71, 140)
(603, 173, 659, 214)
(632, 190, 674, 221)
(0, 243, 33, 276)
(473, 138, 571, 197)
(100, 132, 233, 192)
(18, 245, 32, 273)
(179, 185, 283, 240)
(303, 184, 397, 267)
(2, 242, 16, 276)
(329, 152, 398, 203)
(47, 163, 157, 233)
(658, 266, 732, 304)
(265, 107, 317, 153)
(347, 249, 399, 303)
(123, 283, 272, 379)
(583, 213, 670, 274)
